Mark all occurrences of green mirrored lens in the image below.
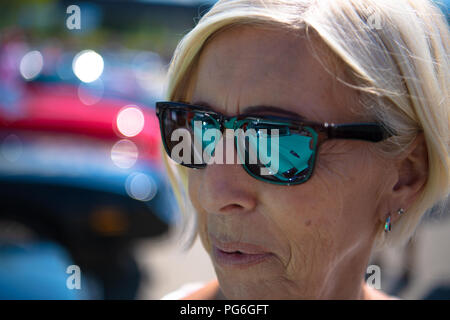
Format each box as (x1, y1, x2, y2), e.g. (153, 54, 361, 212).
(191, 113, 221, 161)
(237, 124, 318, 184)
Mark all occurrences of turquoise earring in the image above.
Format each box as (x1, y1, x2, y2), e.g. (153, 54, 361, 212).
(385, 209, 404, 233)
(384, 215, 391, 232)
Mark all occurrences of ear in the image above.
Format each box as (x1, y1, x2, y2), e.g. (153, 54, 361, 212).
(380, 133, 428, 224)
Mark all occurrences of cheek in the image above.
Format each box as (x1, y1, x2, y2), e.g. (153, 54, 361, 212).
(260, 146, 381, 276)
(314, 141, 382, 213)
(257, 180, 342, 280)
(187, 170, 210, 250)
(187, 169, 201, 205)
(310, 143, 384, 242)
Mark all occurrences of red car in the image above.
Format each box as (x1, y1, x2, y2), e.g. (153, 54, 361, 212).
(0, 78, 177, 299)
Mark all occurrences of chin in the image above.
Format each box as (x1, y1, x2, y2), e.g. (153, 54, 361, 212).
(217, 275, 287, 300)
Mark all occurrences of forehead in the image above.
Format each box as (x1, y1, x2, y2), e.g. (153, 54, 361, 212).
(190, 25, 367, 123)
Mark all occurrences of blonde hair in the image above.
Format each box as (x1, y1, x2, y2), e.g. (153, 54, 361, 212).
(162, 0, 450, 249)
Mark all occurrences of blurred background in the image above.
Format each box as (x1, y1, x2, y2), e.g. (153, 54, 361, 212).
(0, 0, 448, 300)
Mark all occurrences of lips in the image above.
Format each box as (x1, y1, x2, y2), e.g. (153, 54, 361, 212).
(209, 234, 273, 267)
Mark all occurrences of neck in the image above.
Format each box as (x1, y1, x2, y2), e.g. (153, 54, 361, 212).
(316, 241, 375, 299)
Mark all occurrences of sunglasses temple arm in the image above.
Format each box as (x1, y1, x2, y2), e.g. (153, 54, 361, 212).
(328, 123, 392, 142)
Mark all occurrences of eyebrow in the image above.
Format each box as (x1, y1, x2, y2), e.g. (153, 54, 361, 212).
(192, 101, 307, 121)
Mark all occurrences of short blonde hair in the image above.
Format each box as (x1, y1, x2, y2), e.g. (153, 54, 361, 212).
(162, 0, 450, 249)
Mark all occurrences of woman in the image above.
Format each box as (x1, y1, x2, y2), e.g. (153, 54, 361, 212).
(156, 0, 449, 299)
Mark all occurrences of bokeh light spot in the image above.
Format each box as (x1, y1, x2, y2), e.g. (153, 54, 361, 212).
(125, 172, 157, 202)
(72, 50, 104, 83)
(20, 51, 44, 80)
(78, 79, 104, 105)
(110, 139, 138, 169)
(116, 106, 145, 137)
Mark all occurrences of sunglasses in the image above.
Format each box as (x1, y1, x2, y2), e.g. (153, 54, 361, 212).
(155, 101, 393, 186)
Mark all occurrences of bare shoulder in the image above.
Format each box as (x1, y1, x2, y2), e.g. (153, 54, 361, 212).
(364, 285, 400, 300)
(169, 281, 397, 300)
(182, 280, 225, 300)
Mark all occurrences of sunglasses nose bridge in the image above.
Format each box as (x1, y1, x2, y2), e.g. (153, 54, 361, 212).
(222, 116, 238, 131)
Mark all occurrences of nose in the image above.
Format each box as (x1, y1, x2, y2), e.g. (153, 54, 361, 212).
(196, 132, 258, 215)
(200, 163, 258, 214)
